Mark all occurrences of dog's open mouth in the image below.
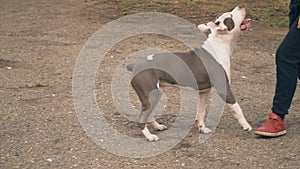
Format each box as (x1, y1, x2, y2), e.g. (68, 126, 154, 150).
(240, 18, 251, 30)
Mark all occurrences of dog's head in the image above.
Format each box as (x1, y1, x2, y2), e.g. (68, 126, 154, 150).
(198, 6, 251, 36)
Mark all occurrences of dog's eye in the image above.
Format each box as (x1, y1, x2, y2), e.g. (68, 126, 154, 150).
(215, 21, 220, 25)
(224, 18, 235, 31)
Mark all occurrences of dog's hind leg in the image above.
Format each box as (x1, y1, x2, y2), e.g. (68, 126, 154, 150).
(149, 83, 168, 131)
(150, 120, 167, 131)
(137, 88, 161, 123)
(141, 124, 158, 141)
(132, 78, 163, 141)
(140, 89, 163, 141)
(196, 89, 212, 133)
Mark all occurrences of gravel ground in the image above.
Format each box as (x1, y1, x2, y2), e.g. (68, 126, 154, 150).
(0, 0, 299, 168)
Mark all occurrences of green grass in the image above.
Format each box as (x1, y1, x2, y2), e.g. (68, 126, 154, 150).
(97, 0, 290, 27)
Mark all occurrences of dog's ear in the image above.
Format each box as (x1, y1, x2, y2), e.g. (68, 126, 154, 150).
(198, 24, 211, 33)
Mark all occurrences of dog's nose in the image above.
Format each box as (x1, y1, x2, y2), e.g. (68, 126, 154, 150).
(237, 5, 244, 9)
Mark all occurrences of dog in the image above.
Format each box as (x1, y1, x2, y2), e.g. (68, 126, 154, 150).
(126, 6, 252, 141)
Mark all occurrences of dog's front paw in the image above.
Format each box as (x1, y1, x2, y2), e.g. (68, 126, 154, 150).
(238, 118, 252, 131)
(243, 125, 252, 131)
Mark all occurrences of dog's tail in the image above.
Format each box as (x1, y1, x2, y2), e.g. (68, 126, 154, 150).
(126, 64, 135, 72)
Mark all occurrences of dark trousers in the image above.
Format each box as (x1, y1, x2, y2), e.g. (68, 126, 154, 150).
(272, 15, 300, 116)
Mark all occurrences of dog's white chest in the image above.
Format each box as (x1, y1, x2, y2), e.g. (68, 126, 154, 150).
(202, 40, 231, 79)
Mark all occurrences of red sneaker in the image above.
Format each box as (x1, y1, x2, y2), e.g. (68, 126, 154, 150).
(255, 112, 286, 137)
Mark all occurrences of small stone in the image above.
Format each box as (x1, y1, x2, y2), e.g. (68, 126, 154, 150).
(5, 66, 12, 70)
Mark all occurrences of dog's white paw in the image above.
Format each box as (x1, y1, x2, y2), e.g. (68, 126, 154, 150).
(142, 127, 159, 141)
(152, 121, 168, 131)
(146, 134, 159, 142)
(199, 126, 212, 134)
(243, 125, 252, 131)
(238, 118, 252, 131)
(155, 124, 167, 131)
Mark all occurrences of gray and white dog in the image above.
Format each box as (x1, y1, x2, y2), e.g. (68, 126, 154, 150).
(127, 6, 252, 141)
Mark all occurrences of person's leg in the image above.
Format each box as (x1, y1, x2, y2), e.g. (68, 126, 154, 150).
(289, 0, 300, 29)
(272, 20, 300, 118)
(298, 62, 300, 79)
(255, 20, 300, 137)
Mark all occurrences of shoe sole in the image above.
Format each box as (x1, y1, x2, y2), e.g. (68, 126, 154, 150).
(255, 130, 287, 137)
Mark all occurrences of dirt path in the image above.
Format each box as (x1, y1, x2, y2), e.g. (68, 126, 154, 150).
(0, 0, 299, 168)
